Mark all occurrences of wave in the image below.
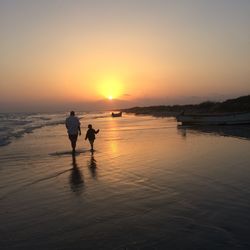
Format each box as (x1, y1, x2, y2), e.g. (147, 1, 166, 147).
(11, 120, 65, 137)
(0, 113, 66, 147)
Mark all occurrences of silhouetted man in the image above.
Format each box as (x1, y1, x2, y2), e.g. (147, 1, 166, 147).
(65, 111, 81, 153)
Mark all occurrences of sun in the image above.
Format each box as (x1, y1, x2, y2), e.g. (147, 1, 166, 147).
(97, 75, 123, 100)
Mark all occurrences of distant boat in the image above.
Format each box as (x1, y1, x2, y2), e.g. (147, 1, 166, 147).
(176, 112, 250, 125)
(111, 112, 122, 117)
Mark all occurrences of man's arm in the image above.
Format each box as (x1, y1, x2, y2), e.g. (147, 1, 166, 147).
(65, 119, 68, 129)
(77, 119, 81, 135)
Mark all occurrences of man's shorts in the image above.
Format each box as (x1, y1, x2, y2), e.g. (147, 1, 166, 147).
(68, 134, 78, 142)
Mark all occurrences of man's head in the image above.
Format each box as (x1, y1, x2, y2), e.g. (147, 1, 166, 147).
(70, 111, 75, 116)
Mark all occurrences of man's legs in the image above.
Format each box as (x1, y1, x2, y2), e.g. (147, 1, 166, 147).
(69, 134, 78, 152)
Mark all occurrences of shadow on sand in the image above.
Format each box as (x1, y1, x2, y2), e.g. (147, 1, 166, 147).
(69, 153, 84, 195)
(50, 149, 89, 157)
(178, 125, 250, 140)
(88, 151, 97, 179)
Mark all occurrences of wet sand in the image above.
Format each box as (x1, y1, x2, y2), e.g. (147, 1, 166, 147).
(1, 114, 250, 249)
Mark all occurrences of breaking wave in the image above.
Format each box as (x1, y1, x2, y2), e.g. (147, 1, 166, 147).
(0, 112, 71, 147)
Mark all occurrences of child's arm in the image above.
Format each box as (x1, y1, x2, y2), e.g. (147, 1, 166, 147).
(95, 129, 99, 134)
(85, 131, 88, 140)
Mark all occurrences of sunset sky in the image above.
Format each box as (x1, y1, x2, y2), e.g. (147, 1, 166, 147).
(0, 0, 250, 111)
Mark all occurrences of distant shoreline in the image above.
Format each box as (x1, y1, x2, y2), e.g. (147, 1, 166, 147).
(121, 95, 250, 117)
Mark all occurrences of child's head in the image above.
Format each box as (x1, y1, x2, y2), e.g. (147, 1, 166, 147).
(88, 124, 92, 129)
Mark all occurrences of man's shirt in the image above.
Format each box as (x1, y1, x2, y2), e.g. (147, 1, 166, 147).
(65, 116, 80, 135)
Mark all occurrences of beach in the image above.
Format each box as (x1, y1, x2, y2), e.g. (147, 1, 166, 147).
(1, 112, 250, 249)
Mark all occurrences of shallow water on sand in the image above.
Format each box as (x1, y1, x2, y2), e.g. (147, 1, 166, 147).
(1, 113, 250, 249)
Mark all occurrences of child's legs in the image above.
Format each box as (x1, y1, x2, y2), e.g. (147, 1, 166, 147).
(89, 139, 94, 150)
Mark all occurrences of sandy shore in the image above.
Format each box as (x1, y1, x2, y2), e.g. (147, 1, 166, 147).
(1, 114, 250, 249)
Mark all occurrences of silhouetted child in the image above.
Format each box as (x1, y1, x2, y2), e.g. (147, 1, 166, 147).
(85, 124, 99, 151)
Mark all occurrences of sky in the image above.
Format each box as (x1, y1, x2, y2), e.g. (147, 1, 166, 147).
(0, 0, 249, 111)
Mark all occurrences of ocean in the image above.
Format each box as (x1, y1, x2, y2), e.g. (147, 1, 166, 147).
(0, 112, 250, 249)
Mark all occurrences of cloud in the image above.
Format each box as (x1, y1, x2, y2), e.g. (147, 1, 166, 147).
(122, 93, 131, 97)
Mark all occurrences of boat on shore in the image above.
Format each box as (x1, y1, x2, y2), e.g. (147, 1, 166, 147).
(176, 112, 250, 125)
(111, 112, 122, 117)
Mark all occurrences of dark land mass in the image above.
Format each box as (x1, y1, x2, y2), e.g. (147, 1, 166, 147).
(122, 95, 250, 117)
